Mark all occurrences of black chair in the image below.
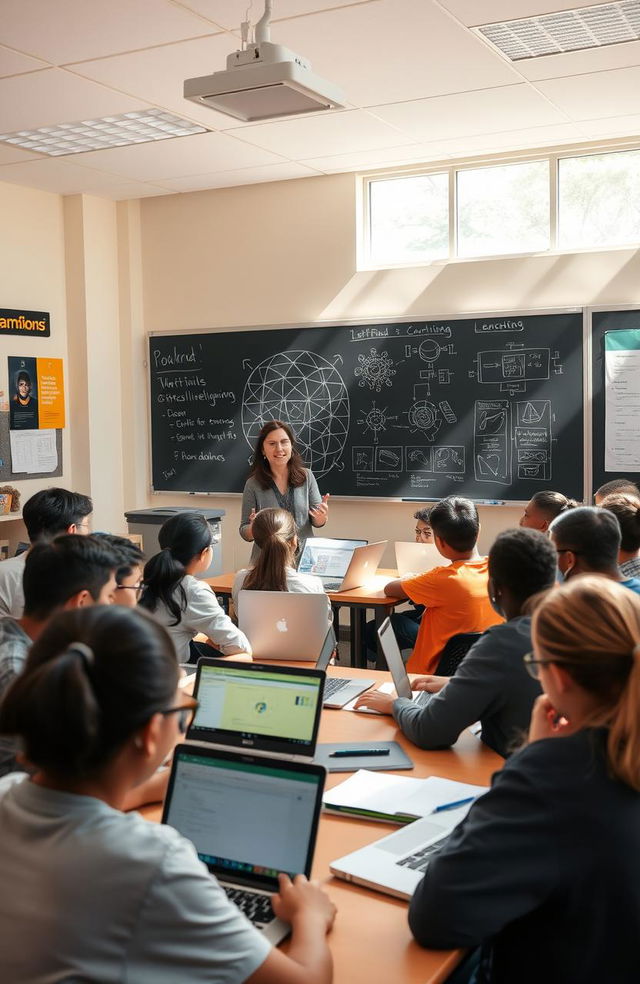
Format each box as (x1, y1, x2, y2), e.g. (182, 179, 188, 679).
(434, 632, 482, 676)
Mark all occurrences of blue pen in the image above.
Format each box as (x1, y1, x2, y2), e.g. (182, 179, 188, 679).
(432, 796, 477, 814)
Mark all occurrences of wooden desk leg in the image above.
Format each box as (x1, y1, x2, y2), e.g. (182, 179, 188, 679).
(374, 605, 391, 670)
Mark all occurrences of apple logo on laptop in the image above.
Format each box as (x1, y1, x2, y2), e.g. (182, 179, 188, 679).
(276, 618, 288, 633)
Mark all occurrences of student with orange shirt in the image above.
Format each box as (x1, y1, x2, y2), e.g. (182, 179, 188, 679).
(382, 497, 503, 674)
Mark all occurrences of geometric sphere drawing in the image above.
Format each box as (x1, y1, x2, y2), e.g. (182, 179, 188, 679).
(354, 348, 396, 392)
(242, 350, 350, 477)
(418, 339, 442, 363)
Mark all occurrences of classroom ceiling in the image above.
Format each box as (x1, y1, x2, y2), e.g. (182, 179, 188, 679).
(0, 0, 639, 199)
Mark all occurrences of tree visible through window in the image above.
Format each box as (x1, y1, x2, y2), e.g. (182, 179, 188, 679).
(559, 150, 640, 249)
(368, 173, 448, 266)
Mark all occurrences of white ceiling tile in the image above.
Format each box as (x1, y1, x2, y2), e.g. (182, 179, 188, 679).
(107, 182, 173, 199)
(256, 0, 519, 108)
(301, 144, 447, 171)
(438, 1, 609, 28)
(227, 109, 414, 158)
(0, 69, 148, 134)
(370, 84, 567, 141)
(576, 113, 640, 139)
(177, 0, 379, 31)
(71, 34, 250, 131)
(156, 160, 321, 190)
(429, 121, 585, 157)
(0, 157, 167, 197)
(514, 41, 640, 83)
(0, 0, 214, 65)
(72, 130, 284, 181)
(0, 44, 49, 79)
(0, 144, 44, 165)
(535, 66, 640, 120)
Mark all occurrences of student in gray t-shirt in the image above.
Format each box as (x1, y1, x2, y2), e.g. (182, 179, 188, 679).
(355, 528, 558, 758)
(0, 606, 335, 984)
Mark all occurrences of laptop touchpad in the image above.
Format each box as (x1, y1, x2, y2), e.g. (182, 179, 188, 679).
(378, 821, 446, 855)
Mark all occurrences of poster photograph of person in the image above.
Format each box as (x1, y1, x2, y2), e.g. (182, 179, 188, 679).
(8, 356, 39, 430)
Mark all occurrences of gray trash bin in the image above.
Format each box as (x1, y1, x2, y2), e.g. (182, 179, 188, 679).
(124, 507, 225, 578)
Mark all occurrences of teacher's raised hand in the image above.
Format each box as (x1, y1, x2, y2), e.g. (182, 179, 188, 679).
(309, 493, 330, 527)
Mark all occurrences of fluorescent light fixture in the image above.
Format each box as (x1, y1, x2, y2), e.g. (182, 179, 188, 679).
(476, 0, 640, 61)
(0, 109, 206, 157)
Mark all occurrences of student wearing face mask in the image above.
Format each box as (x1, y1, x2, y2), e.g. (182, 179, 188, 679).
(355, 528, 557, 758)
(550, 507, 640, 594)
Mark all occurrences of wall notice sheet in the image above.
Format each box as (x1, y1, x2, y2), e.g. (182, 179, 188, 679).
(605, 329, 640, 473)
(9, 429, 58, 473)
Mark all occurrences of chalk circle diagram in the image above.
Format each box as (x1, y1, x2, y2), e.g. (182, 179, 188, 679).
(407, 400, 443, 442)
(354, 347, 396, 393)
(358, 400, 397, 445)
(242, 350, 350, 477)
(418, 339, 442, 363)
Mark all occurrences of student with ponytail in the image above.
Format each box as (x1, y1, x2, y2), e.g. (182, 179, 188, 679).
(519, 489, 578, 532)
(408, 576, 640, 984)
(232, 508, 331, 622)
(139, 512, 250, 662)
(0, 606, 335, 984)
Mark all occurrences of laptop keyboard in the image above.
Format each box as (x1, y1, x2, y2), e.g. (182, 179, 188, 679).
(323, 580, 343, 590)
(324, 677, 350, 697)
(413, 691, 432, 707)
(224, 887, 276, 926)
(396, 837, 448, 873)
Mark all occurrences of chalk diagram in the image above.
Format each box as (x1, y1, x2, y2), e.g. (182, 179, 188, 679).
(474, 400, 511, 485)
(352, 447, 374, 472)
(357, 401, 398, 445)
(405, 446, 465, 474)
(376, 446, 403, 472)
(354, 348, 397, 392)
(242, 350, 349, 477)
(514, 400, 552, 481)
(404, 339, 456, 395)
(472, 343, 563, 395)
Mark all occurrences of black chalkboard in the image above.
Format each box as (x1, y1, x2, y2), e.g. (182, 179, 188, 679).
(591, 308, 640, 497)
(149, 312, 584, 501)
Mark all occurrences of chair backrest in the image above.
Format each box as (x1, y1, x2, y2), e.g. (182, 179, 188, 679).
(435, 632, 482, 676)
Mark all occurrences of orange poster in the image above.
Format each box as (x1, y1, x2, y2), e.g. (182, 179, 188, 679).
(36, 357, 65, 429)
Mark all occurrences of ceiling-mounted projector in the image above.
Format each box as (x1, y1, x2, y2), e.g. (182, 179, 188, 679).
(184, 0, 345, 122)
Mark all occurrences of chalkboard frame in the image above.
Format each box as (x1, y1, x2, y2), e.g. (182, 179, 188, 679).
(589, 305, 640, 500)
(147, 306, 588, 504)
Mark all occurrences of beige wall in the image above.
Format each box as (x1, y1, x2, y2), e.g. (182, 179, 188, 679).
(135, 172, 640, 570)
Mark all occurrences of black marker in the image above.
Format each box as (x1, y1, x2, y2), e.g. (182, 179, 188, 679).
(329, 748, 390, 758)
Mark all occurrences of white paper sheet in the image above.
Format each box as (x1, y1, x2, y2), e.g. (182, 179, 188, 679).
(605, 329, 640, 473)
(9, 428, 57, 474)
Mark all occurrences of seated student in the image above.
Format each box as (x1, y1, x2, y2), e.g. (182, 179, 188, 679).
(0, 487, 92, 618)
(519, 490, 578, 532)
(232, 508, 331, 622)
(600, 493, 640, 579)
(0, 535, 118, 778)
(408, 576, 640, 984)
(365, 507, 433, 663)
(95, 533, 144, 608)
(356, 528, 556, 758)
(383, 497, 503, 674)
(550, 506, 640, 594)
(140, 512, 250, 662)
(0, 606, 335, 984)
(594, 477, 640, 505)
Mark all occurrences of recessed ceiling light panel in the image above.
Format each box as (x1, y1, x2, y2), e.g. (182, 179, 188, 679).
(0, 109, 206, 157)
(475, 1, 640, 61)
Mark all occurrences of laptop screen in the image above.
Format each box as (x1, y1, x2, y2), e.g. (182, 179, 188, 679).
(163, 745, 325, 891)
(189, 660, 324, 755)
(298, 537, 367, 579)
(378, 617, 413, 700)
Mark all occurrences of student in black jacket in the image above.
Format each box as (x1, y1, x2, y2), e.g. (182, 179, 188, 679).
(409, 575, 640, 984)
(355, 528, 556, 758)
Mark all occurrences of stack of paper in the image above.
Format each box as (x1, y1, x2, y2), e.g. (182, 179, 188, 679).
(322, 769, 488, 824)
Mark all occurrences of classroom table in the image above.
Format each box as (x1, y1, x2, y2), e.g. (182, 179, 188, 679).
(205, 570, 404, 669)
(144, 664, 503, 984)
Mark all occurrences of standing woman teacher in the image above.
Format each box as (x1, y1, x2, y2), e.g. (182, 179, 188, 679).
(240, 420, 329, 561)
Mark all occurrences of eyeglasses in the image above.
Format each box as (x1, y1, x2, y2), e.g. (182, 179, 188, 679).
(115, 582, 144, 597)
(522, 652, 582, 680)
(160, 699, 200, 734)
(415, 528, 432, 538)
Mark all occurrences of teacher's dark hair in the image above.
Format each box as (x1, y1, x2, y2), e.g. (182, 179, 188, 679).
(0, 606, 178, 781)
(139, 512, 211, 625)
(249, 420, 307, 490)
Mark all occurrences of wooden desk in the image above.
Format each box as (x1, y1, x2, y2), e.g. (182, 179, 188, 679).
(145, 665, 503, 984)
(205, 570, 403, 669)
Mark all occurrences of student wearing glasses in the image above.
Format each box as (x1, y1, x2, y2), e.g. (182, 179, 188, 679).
(95, 534, 144, 607)
(549, 506, 640, 594)
(409, 576, 640, 984)
(0, 606, 336, 984)
(140, 512, 251, 662)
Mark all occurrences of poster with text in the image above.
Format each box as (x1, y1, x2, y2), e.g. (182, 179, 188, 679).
(8, 356, 39, 430)
(36, 357, 65, 428)
(605, 328, 640, 472)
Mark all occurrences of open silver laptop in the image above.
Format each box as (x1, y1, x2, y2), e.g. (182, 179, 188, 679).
(330, 809, 469, 900)
(237, 590, 331, 661)
(378, 616, 433, 707)
(163, 742, 325, 942)
(188, 658, 325, 760)
(298, 537, 386, 591)
(316, 627, 376, 708)
(394, 542, 443, 577)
